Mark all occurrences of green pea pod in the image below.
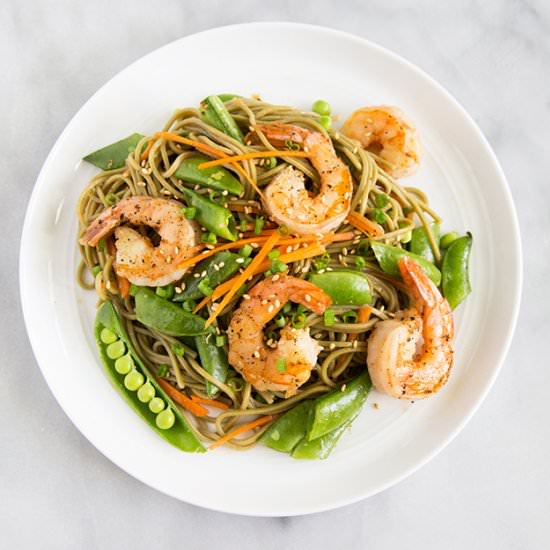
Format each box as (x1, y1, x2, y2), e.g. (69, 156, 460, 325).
(442, 233, 472, 309)
(308, 271, 372, 305)
(200, 95, 243, 143)
(259, 401, 313, 453)
(409, 223, 440, 263)
(95, 301, 205, 452)
(83, 133, 144, 170)
(292, 417, 354, 460)
(135, 287, 207, 336)
(308, 372, 371, 441)
(174, 157, 243, 196)
(194, 335, 229, 398)
(180, 187, 238, 241)
(370, 241, 441, 286)
(173, 251, 246, 302)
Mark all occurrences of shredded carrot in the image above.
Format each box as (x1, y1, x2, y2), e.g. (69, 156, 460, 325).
(140, 139, 155, 162)
(117, 276, 131, 299)
(347, 211, 384, 237)
(205, 232, 281, 327)
(199, 150, 309, 169)
(190, 395, 229, 410)
(358, 305, 372, 324)
(209, 415, 274, 450)
(193, 242, 326, 312)
(156, 378, 208, 417)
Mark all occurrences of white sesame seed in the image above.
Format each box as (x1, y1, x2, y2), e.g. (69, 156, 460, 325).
(272, 274, 280, 281)
(194, 185, 200, 190)
(201, 271, 207, 277)
(206, 245, 215, 250)
(305, 294, 311, 302)
(106, 281, 111, 290)
(267, 304, 274, 313)
(235, 257, 245, 264)
(166, 256, 172, 263)
(251, 243, 259, 248)
(193, 273, 200, 278)
(213, 264, 220, 271)
(342, 247, 348, 256)
(174, 246, 179, 254)
(211, 302, 218, 310)
(137, 181, 146, 187)
(329, 343, 336, 350)
(222, 190, 228, 196)
(219, 262, 225, 268)
(274, 299, 281, 308)
(353, 340, 358, 348)
(242, 294, 251, 300)
(261, 299, 268, 305)
(175, 286, 182, 294)
(318, 269, 326, 274)
(253, 350, 260, 358)
(286, 246, 292, 253)
(180, 282, 186, 291)
(341, 384, 347, 392)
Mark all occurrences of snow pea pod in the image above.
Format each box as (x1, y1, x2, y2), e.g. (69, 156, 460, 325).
(95, 301, 205, 452)
(200, 95, 243, 143)
(173, 251, 245, 302)
(308, 271, 372, 305)
(195, 334, 230, 398)
(370, 241, 441, 286)
(292, 417, 354, 460)
(308, 372, 371, 440)
(174, 157, 243, 196)
(409, 223, 440, 263)
(442, 232, 472, 309)
(180, 187, 238, 241)
(83, 133, 144, 170)
(135, 287, 207, 336)
(259, 401, 313, 453)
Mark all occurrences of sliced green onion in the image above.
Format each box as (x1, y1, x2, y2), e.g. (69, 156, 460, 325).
(276, 357, 287, 373)
(181, 206, 197, 220)
(374, 193, 390, 208)
(105, 192, 118, 206)
(171, 342, 185, 357)
(254, 216, 265, 235)
(156, 284, 174, 300)
(268, 249, 280, 260)
(355, 256, 367, 269)
(275, 315, 286, 328)
(239, 244, 253, 257)
(215, 335, 226, 347)
(341, 311, 358, 323)
(373, 209, 386, 224)
(239, 219, 248, 232)
(324, 309, 336, 327)
(91, 265, 102, 276)
(197, 278, 214, 296)
(270, 259, 288, 273)
(201, 232, 218, 244)
(157, 364, 170, 378)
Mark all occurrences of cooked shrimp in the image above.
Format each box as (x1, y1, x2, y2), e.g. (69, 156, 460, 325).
(250, 123, 352, 235)
(367, 256, 454, 399)
(80, 196, 199, 287)
(341, 106, 420, 178)
(227, 274, 332, 397)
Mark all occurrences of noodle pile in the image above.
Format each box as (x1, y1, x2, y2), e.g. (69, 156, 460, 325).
(77, 97, 441, 448)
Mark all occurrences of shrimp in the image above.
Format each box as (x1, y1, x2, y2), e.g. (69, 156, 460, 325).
(249, 123, 353, 235)
(227, 274, 332, 397)
(80, 196, 199, 287)
(341, 106, 420, 179)
(367, 256, 454, 399)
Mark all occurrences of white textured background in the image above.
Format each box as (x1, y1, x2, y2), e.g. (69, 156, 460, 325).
(3, 1, 549, 548)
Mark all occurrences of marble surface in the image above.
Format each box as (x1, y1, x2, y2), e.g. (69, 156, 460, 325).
(2, 0, 549, 547)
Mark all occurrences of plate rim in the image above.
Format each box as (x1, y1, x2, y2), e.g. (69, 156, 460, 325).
(19, 21, 522, 516)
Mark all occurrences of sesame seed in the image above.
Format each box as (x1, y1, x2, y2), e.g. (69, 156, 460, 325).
(222, 190, 228, 196)
(106, 281, 111, 290)
(305, 294, 311, 302)
(201, 271, 207, 277)
(274, 299, 281, 308)
(235, 257, 245, 264)
(219, 262, 225, 268)
(342, 247, 348, 256)
(206, 245, 215, 250)
(341, 384, 347, 392)
(261, 299, 268, 305)
(193, 273, 200, 278)
(137, 181, 146, 187)
(175, 246, 179, 254)
(243, 294, 251, 300)
(175, 287, 182, 294)
(272, 274, 280, 281)
(352, 340, 358, 348)
(166, 256, 172, 263)
(318, 269, 326, 274)
(253, 350, 260, 358)
(329, 343, 336, 350)
(180, 283, 186, 291)
(267, 304, 274, 313)
(194, 185, 200, 190)
(211, 302, 218, 310)
(244, 207, 251, 214)
(326, 267, 333, 272)
(213, 264, 220, 271)
(286, 246, 292, 253)
(251, 243, 259, 248)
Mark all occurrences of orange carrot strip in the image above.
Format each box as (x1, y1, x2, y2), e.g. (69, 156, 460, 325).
(190, 396, 229, 410)
(357, 305, 372, 323)
(193, 242, 326, 312)
(347, 211, 384, 237)
(156, 378, 208, 417)
(140, 139, 155, 162)
(117, 276, 131, 299)
(209, 415, 274, 450)
(199, 150, 309, 169)
(205, 232, 281, 328)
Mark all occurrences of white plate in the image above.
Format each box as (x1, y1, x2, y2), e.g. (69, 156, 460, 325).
(20, 23, 521, 516)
